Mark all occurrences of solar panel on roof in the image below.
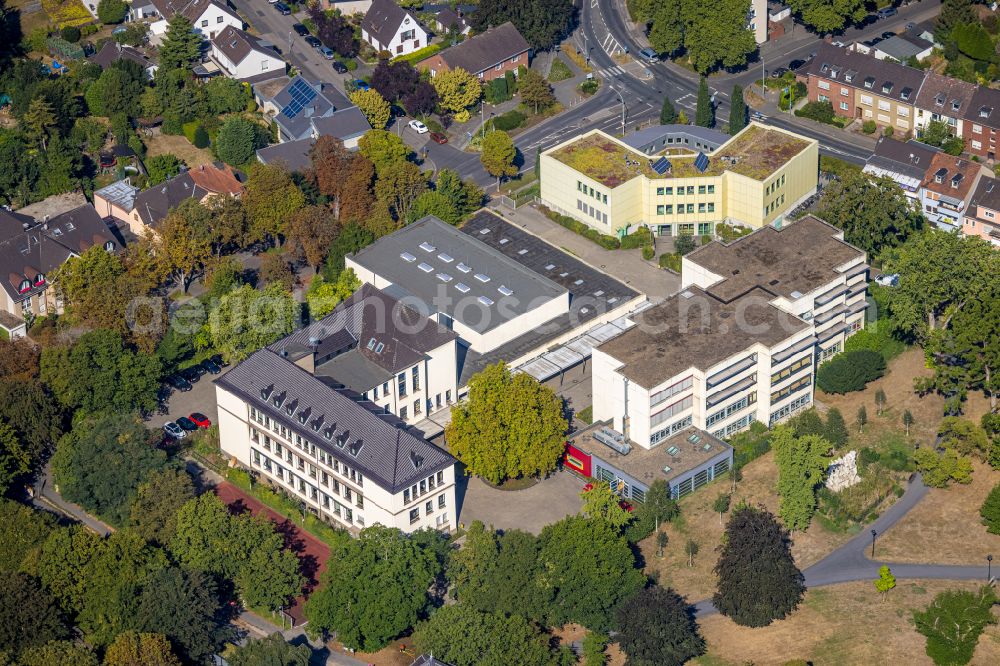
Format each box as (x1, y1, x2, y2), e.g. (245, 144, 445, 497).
(693, 152, 710, 173)
(651, 156, 672, 174)
(281, 78, 318, 119)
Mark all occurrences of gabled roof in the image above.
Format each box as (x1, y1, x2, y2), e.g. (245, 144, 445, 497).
(150, 0, 240, 24)
(864, 136, 938, 185)
(805, 42, 925, 105)
(437, 22, 529, 75)
(0, 205, 118, 304)
(362, 0, 416, 46)
(970, 176, 1000, 212)
(188, 162, 244, 195)
(310, 106, 371, 140)
(89, 41, 155, 71)
(921, 152, 982, 200)
(257, 137, 314, 172)
(132, 164, 242, 227)
(436, 8, 467, 31)
(875, 34, 932, 62)
(269, 78, 341, 141)
(914, 71, 977, 117)
(215, 348, 456, 493)
(211, 25, 276, 67)
(964, 86, 1000, 128)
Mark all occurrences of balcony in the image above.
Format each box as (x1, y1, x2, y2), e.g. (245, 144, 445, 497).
(706, 355, 757, 389)
(706, 374, 757, 408)
(842, 263, 870, 280)
(814, 306, 846, 326)
(772, 335, 817, 365)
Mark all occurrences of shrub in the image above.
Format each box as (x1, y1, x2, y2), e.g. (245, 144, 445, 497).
(816, 350, 886, 394)
(391, 42, 442, 64)
(641, 244, 654, 260)
(729, 421, 772, 468)
(716, 223, 752, 242)
(60, 26, 81, 43)
(674, 234, 697, 256)
(862, 120, 877, 134)
(659, 252, 681, 272)
(493, 110, 527, 132)
(193, 125, 210, 149)
(980, 482, 1000, 534)
(484, 77, 511, 104)
(182, 120, 200, 144)
(579, 78, 600, 96)
(795, 100, 836, 125)
(844, 321, 906, 362)
(548, 59, 573, 82)
(619, 226, 652, 249)
(884, 126, 894, 137)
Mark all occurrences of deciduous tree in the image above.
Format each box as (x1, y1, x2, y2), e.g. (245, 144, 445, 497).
(914, 585, 997, 665)
(306, 268, 360, 319)
(786, 0, 867, 33)
(413, 605, 556, 666)
(145, 153, 183, 185)
(772, 426, 830, 531)
(200, 283, 298, 363)
(0, 500, 56, 573)
(128, 468, 196, 546)
(374, 159, 427, 221)
(243, 163, 306, 244)
(713, 506, 804, 627)
(349, 88, 391, 130)
(432, 68, 480, 117)
(227, 633, 310, 666)
(370, 58, 419, 102)
(580, 484, 633, 529)
(615, 586, 705, 666)
(286, 205, 339, 272)
(0, 573, 68, 655)
(472, 0, 574, 50)
(0, 420, 29, 495)
(819, 171, 923, 256)
(648, 0, 684, 55)
(156, 201, 213, 292)
(97, 0, 127, 24)
(357, 130, 411, 173)
(19, 640, 98, 666)
(681, 0, 757, 74)
(518, 68, 555, 114)
(480, 130, 517, 190)
(104, 632, 182, 666)
(446, 362, 567, 484)
(402, 81, 438, 117)
(874, 565, 896, 601)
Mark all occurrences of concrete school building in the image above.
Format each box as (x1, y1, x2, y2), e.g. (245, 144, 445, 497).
(538, 122, 818, 237)
(590, 215, 868, 450)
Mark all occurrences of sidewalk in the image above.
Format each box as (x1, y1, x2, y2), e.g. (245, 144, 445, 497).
(33, 463, 113, 537)
(750, 83, 879, 153)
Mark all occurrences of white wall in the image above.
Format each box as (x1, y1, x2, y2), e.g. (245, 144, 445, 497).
(152, 5, 242, 37)
(362, 13, 427, 56)
(211, 43, 284, 80)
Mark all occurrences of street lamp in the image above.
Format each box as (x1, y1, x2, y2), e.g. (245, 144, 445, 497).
(988, 554, 993, 580)
(287, 31, 292, 57)
(610, 87, 626, 136)
(871, 529, 877, 558)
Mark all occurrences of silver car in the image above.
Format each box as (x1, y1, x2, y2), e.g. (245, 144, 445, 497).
(163, 421, 187, 439)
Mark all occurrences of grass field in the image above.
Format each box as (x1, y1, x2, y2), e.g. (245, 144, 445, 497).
(144, 131, 216, 168)
(693, 579, 1000, 665)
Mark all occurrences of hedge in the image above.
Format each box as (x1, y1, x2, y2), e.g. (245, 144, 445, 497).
(538, 205, 620, 248)
(659, 252, 682, 272)
(492, 110, 526, 131)
(794, 100, 837, 125)
(816, 350, 886, 394)
(619, 226, 652, 249)
(392, 42, 442, 65)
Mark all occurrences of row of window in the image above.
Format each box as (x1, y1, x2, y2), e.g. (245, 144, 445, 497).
(769, 394, 812, 425)
(650, 395, 693, 428)
(706, 392, 758, 427)
(713, 414, 755, 440)
(656, 202, 716, 215)
(765, 194, 786, 216)
(248, 413, 365, 489)
(403, 470, 447, 505)
(771, 355, 812, 384)
(657, 223, 713, 237)
(253, 430, 364, 504)
(770, 375, 810, 405)
(765, 174, 786, 195)
(577, 199, 608, 225)
(671, 458, 731, 499)
(409, 494, 447, 524)
(650, 376, 693, 407)
(251, 448, 362, 527)
(577, 180, 607, 203)
(656, 184, 716, 196)
(650, 415, 693, 446)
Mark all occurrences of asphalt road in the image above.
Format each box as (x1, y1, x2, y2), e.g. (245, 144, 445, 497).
(691, 473, 996, 618)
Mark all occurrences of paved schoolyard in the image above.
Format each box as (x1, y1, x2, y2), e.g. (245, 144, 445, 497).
(215, 481, 331, 626)
(455, 469, 585, 535)
(147, 370, 224, 429)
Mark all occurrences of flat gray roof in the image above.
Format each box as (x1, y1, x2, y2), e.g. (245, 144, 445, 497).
(348, 215, 568, 334)
(622, 124, 730, 155)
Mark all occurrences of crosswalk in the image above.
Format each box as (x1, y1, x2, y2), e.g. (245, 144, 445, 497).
(594, 65, 626, 78)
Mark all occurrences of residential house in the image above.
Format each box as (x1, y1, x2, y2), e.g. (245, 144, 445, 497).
(434, 8, 470, 36)
(92, 179, 140, 222)
(874, 34, 934, 63)
(150, 0, 243, 39)
(591, 215, 867, 449)
(920, 152, 989, 231)
(361, 0, 427, 57)
(88, 41, 158, 79)
(215, 347, 458, 534)
(804, 43, 924, 134)
(420, 22, 529, 82)
(272, 283, 459, 427)
(862, 136, 939, 199)
(96, 163, 244, 234)
(748, 0, 767, 44)
(210, 25, 285, 82)
(253, 76, 350, 143)
(320, 0, 372, 15)
(913, 72, 977, 142)
(255, 106, 371, 170)
(963, 176, 1000, 246)
(0, 205, 120, 322)
(961, 86, 1000, 160)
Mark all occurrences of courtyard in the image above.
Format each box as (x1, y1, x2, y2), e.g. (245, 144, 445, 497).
(455, 468, 585, 535)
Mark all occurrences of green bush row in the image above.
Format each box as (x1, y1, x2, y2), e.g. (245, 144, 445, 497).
(391, 42, 442, 65)
(817, 349, 887, 394)
(493, 110, 527, 132)
(659, 252, 682, 272)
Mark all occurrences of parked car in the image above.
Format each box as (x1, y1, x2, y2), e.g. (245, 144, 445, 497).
(788, 58, 806, 70)
(638, 47, 658, 63)
(201, 359, 222, 375)
(167, 375, 192, 392)
(211, 354, 229, 367)
(352, 79, 369, 91)
(832, 39, 847, 47)
(408, 119, 428, 134)
(877, 7, 897, 18)
(304, 35, 321, 48)
(875, 273, 900, 287)
(176, 416, 199, 432)
(180, 367, 201, 384)
(770, 67, 788, 78)
(429, 131, 448, 144)
(882, 31, 896, 39)
(292, 23, 309, 37)
(319, 46, 335, 59)
(189, 413, 212, 429)
(274, 2, 291, 15)
(331, 60, 348, 73)
(163, 421, 187, 439)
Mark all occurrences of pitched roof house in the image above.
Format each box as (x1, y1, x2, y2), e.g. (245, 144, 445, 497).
(420, 22, 530, 82)
(961, 86, 1000, 159)
(862, 136, 939, 197)
(361, 0, 427, 57)
(149, 0, 243, 38)
(255, 107, 372, 170)
(434, 8, 470, 36)
(210, 25, 285, 82)
(0, 205, 120, 321)
(963, 175, 1000, 245)
(919, 152, 988, 231)
(253, 77, 350, 143)
(88, 41, 158, 78)
(913, 72, 977, 140)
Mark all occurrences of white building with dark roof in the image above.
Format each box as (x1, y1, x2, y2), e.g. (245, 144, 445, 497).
(150, 0, 243, 38)
(210, 25, 285, 81)
(215, 340, 457, 535)
(361, 0, 427, 56)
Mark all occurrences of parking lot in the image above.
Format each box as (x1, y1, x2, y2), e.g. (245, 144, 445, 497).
(147, 366, 225, 432)
(455, 468, 585, 535)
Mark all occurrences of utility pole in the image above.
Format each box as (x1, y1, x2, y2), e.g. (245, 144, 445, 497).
(288, 31, 292, 57)
(612, 87, 626, 136)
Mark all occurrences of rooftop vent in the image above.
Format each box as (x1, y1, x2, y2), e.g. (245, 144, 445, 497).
(400, 252, 416, 262)
(419, 241, 436, 252)
(457, 262, 471, 273)
(790, 290, 804, 299)
(479, 228, 490, 234)
(574, 279, 584, 286)
(680, 290, 694, 299)
(417, 262, 433, 272)
(474, 272, 490, 283)
(545, 264, 555, 270)
(499, 238, 510, 245)
(455, 282, 470, 293)
(518, 248, 528, 255)
(367, 337, 377, 350)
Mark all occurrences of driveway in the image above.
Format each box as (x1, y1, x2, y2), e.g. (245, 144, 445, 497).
(456, 469, 584, 535)
(148, 369, 225, 430)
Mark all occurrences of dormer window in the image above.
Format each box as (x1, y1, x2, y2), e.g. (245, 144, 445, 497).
(34, 273, 45, 286)
(980, 106, 992, 118)
(935, 93, 945, 106)
(104, 240, 115, 252)
(18, 279, 31, 293)
(260, 384, 273, 400)
(951, 173, 964, 189)
(881, 81, 893, 94)
(863, 76, 875, 89)
(934, 167, 947, 184)
(952, 100, 961, 111)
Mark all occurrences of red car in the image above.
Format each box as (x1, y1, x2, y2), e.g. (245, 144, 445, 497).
(429, 132, 448, 144)
(188, 412, 212, 429)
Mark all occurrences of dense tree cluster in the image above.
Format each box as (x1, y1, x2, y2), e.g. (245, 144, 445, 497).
(771, 425, 831, 531)
(471, 0, 575, 50)
(914, 585, 997, 665)
(633, 0, 757, 74)
(818, 171, 924, 257)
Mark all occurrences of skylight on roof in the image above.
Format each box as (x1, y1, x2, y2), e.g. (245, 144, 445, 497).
(438, 253, 453, 263)
(479, 228, 490, 234)
(375, 342, 384, 353)
(574, 279, 584, 285)
(400, 252, 416, 262)
(419, 241, 436, 252)
(478, 296, 494, 306)
(545, 264, 555, 270)
(436, 272, 452, 282)
(418, 262, 434, 272)
(498, 285, 513, 296)
(455, 283, 470, 293)
(457, 262, 471, 273)
(367, 337, 377, 349)
(499, 238, 510, 244)
(518, 249, 528, 255)
(474, 273, 490, 283)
